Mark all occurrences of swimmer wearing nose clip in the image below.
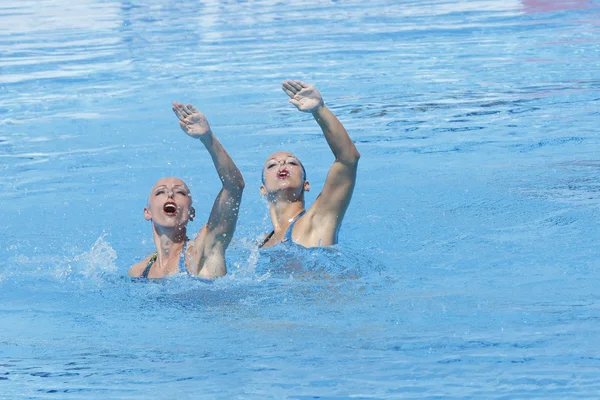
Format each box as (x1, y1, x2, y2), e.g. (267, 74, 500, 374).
(259, 80, 360, 249)
(129, 103, 245, 279)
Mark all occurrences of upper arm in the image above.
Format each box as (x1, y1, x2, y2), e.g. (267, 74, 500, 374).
(309, 157, 359, 231)
(189, 226, 228, 279)
(190, 186, 243, 278)
(306, 104, 360, 235)
(204, 185, 243, 248)
(195, 244, 227, 279)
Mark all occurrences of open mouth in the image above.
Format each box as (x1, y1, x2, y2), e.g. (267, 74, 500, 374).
(277, 169, 290, 179)
(163, 201, 178, 215)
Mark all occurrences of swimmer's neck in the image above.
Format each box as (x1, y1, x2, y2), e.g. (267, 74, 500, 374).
(151, 224, 188, 274)
(268, 200, 305, 234)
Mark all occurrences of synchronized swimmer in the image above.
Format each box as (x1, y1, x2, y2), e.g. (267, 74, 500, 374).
(128, 103, 244, 279)
(130, 79, 359, 279)
(259, 80, 360, 248)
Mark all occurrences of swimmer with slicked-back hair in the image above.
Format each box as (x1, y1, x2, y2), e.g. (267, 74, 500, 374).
(129, 103, 244, 279)
(259, 80, 360, 249)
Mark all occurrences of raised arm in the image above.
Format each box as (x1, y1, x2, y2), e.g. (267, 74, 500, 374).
(282, 80, 360, 235)
(172, 103, 245, 277)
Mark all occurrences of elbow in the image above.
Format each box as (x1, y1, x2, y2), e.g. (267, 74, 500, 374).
(353, 149, 361, 164)
(237, 169, 246, 190)
(227, 180, 245, 194)
(225, 173, 245, 193)
(341, 149, 360, 166)
(237, 177, 246, 192)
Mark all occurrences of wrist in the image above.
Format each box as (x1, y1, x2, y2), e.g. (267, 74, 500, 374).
(197, 130, 215, 144)
(310, 102, 326, 116)
(197, 129, 213, 141)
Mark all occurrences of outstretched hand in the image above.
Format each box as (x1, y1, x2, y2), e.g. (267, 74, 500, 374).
(172, 102, 212, 138)
(282, 80, 324, 113)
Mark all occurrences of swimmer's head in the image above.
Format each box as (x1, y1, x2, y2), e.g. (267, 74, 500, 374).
(144, 177, 195, 228)
(260, 152, 310, 199)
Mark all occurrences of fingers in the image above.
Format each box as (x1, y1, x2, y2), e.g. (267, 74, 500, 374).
(178, 120, 189, 132)
(282, 80, 298, 98)
(288, 80, 303, 92)
(282, 79, 311, 98)
(172, 102, 190, 119)
(180, 104, 193, 115)
(282, 87, 295, 98)
(172, 103, 186, 120)
(173, 102, 199, 120)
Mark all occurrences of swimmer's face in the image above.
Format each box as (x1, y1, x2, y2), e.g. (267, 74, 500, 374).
(144, 177, 194, 227)
(260, 152, 309, 197)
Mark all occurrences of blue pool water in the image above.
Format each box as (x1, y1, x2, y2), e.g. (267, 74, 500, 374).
(1, 0, 600, 398)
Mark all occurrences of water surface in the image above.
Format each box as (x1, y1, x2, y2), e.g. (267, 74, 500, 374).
(1, 0, 600, 398)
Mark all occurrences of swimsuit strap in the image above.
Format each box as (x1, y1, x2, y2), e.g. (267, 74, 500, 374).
(258, 231, 274, 249)
(259, 210, 306, 248)
(141, 253, 157, 278)
(284, 210, 306, 242)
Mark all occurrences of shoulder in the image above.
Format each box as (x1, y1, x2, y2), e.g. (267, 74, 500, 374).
(294, 205, 328, 234)
(292, 209, 312, 231)
(128, 254, 153, 277)
(292, 206, 338, 247)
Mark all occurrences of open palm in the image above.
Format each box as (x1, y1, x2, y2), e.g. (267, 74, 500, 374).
(282, 80, 324, 113)
(172, 102, 211, 138)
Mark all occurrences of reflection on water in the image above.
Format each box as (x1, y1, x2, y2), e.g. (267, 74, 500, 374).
(0, 0, 121, 35)
(521, 0, 594, 14)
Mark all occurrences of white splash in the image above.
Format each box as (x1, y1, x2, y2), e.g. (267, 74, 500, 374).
(69, 235, 118, 280)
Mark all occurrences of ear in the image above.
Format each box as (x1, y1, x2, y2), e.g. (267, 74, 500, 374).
(189, 206, 196, 221)
(303, 180, 311, 192)
(144, 206, 152, 221)
(260, 185, 267, 197)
